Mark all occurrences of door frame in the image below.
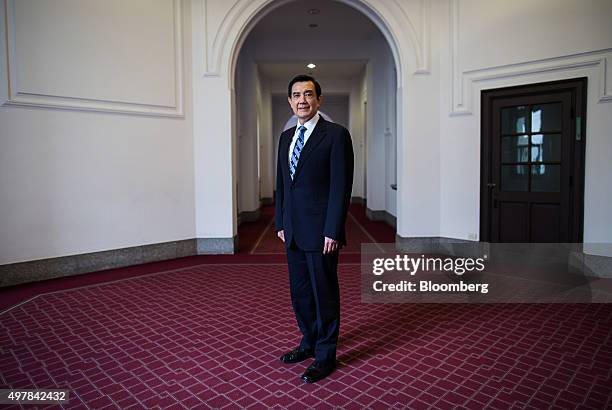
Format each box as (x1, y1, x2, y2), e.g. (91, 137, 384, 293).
(480, 78, 587, 242)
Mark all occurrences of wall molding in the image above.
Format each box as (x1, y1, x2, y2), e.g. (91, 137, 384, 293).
(0, 236, 240, 288)
(396, 235, 473, 254)
(449, 0, 612, 116)
(1, 0, 184, 117)
(366, 207, 397, 229)
(201, 0, 430, 78)
(202, 0, 267, 77)
(391, 0, 429, 74)
(0, 239, 197, 288)
(0, 0, 7, 105)
(3, 236, 609, 287)
(196, 236, 238, 255)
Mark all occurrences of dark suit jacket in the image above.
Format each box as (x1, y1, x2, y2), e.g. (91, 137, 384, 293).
(275, 117, 354, 251)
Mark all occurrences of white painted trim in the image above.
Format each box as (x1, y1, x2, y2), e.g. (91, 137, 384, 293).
(391, 0, 429, 74)
(0, 0, 8, 105)
(1, 0, 185, 117)
(203, 0, 284, 78)
(202, 0, 209, 77)
(202, 0, 430, 80)
(418, 0, 430, 74)
(201, 0, 424, 239)
(451, 50, 612, 116)
(449, 0, 611, 116)
(449, 0, 462, 115)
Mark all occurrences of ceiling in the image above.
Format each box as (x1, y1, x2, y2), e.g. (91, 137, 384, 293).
(244, 0, 382, 85)
(258, 60, 366, 80)
(250, 1, 377, 82)
(248, 0, 380, 43)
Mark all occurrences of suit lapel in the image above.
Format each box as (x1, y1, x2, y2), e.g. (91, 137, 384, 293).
(291, 118, 327, 184)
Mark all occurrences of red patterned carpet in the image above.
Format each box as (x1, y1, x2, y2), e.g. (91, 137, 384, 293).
(238, 203, 394, 255)
(0, 205, 611, 409)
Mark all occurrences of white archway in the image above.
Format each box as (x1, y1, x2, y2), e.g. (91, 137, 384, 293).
(228, 0, 416, 233)
(226, 0, 413, 91)
(192, 0, 432, 252)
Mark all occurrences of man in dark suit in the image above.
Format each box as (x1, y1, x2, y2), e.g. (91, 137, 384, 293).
(275, 74, 354, 383)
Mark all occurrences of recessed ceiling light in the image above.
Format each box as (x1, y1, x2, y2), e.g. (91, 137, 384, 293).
(308, 8, 320, 15)
(308, 23, 318, 28)
(306, 63, 316, 69)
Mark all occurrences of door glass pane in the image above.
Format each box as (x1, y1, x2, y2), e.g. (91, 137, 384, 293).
(502, 135, 529, 163)
(501, 106, 527, 134)
(531, 134, 561, 162)
(501, 165, 528, 191)
(531, 103, 562, 132)
(531, 164, 560, 192)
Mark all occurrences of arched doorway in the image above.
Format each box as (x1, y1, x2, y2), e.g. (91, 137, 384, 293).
(229, 0, 405, 248)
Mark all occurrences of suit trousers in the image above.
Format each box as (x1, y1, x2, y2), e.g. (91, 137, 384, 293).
(286, 239, 340, 365)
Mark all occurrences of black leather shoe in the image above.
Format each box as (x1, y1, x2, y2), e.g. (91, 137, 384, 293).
(301, 361, 336, 383)
(280, 348, 314, 364)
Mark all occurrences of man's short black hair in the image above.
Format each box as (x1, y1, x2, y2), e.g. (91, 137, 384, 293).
(288, 74, 322, 99)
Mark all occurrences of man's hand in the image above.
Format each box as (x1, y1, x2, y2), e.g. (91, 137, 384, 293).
(323, 237, 339, 254)
(277, 230, 285, 243)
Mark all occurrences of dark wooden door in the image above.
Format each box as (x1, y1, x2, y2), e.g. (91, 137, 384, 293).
(481, 79, 586, 243)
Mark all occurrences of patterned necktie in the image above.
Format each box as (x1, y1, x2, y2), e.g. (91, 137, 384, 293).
(290, 125, 306, 180)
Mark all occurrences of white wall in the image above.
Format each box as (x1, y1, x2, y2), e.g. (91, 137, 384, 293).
(235, 47, 259, 214)
(365, 41, 399, 217)
(257, 75, 274, 202)
(0, 0, 195, 265)
(191, 0, 237, 240)
(349, 71, 367, 199)
(435, 0, 612, 242)
(196, 0, 612, 248)
(7, 0, 180, 113)
(3, 0, 610, 268)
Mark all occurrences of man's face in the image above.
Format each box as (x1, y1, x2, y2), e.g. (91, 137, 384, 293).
(288, 81, 321, 124)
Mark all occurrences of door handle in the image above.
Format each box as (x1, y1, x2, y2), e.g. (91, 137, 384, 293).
(488, 182, 498, 208)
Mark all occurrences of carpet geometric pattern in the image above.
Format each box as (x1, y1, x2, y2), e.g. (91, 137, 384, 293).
(244, 204, 394, 255)
(1, 261, 611, 409)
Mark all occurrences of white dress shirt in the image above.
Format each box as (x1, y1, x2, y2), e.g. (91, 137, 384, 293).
(288, 112, 320, 165)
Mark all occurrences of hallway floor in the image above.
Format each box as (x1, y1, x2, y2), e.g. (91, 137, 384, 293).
(0, 205, 610, 409)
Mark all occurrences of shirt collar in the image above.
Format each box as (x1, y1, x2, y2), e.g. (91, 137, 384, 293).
(296, 112, 320, 133)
